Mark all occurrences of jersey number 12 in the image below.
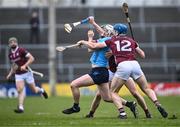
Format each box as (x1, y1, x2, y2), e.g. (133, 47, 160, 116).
(115, 40, 132, 51)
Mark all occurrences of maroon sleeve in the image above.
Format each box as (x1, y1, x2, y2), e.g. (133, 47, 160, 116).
(134, 41, 139, 48)
(19, 48, 29, 57)
(105, 39, 111, 47)
(108, 55, 117, 73)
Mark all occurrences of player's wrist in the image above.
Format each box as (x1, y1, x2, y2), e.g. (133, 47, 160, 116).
(23, 64, 28, 69)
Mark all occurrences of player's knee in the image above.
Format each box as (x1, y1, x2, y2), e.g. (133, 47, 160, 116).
(70, 80, 80, 89)
(70, 82, 77, 90)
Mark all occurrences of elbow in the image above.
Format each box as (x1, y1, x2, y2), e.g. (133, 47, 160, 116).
(141, 52, 145, 59)
(142, 54, 145, 59)
(88, 44, 97, 49)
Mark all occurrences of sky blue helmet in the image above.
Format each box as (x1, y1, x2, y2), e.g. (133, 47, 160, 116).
(113, 23, 128, 34)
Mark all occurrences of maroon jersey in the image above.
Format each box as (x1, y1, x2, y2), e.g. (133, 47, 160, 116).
(105, 35, 138, 64)
(8, 47, 29, 74)
(108, 55, 117, 73)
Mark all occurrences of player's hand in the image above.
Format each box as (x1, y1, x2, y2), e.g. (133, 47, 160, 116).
(88, 16, 95, 24)
(20, 65, 27, 71)
(88, 30, 94, 38)
(105, 51, 113, 58)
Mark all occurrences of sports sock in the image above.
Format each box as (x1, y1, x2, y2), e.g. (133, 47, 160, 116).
(40, 88, 44, 93)
(89, 111, 94, 115)
(118, 108, 126, 116)
(19, 104, 24, 110)
(144, 109, 149, 114)
(73, 103, 79, 108)
(154, 100, 161, 107)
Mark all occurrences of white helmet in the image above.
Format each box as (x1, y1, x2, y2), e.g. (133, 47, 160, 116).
(101, 24, 114, 37)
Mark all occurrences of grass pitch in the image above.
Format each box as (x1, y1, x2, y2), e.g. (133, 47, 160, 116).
(0, 96, 179, 127)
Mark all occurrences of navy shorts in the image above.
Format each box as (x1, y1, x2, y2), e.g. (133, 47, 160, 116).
(89, 67, 109, 85)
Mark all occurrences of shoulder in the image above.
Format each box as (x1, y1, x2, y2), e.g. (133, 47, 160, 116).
(18, 47, 26, 51)
(123, 36, 136, 42)
(103, 37, 111, 41)
(18, 47, 29, 54)
(97, 37, 111, 43)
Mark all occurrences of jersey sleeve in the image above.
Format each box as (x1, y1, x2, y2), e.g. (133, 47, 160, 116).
(20, 48, 29, 57)
(134, 41, 139, 48)
(105, 39, 111, 47)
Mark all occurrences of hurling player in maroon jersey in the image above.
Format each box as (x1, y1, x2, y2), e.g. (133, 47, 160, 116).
(85, 18, 148, 119)
(84, 18, 150, 119)
(6, 37, 48, 113)
(78, 23, 168, 118)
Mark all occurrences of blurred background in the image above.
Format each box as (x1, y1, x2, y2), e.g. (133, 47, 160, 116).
(0, 0, 180, 97)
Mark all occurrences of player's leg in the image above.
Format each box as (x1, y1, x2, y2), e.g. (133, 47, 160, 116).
(110, 61, 136, 119)
(86, 67, 111, 117)
(26, 72, 48, 99)
(71, 74, 94, 103)
(85, 91, 101, 118)
(63, 67, 109, 115)
(98, 82, 112, 102)
(120, 97, 138, 118)
(109, 70, 137, 118)
(110, 76, 127, 119)
(86, 69, 113, 118)
(28, 83, 48, 99)
(14, 74, 25, 113)
(62, 74, 94, 114)
(136, 75, 168, 118)
(132, 61, 168, 118)
(125, 78, 151, 118)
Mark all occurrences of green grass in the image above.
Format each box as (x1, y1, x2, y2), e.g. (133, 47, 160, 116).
(0, 96, 179, 127)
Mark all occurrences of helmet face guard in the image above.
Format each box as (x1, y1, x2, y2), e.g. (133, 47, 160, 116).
(113, 24, 128, 35)
(101, 24, 114, 37)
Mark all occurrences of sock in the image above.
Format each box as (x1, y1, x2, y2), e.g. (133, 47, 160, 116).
(40, 88, 44, 93)
(19, 104, 24, 110)
(118, 108, 126, 116)
(154, 100, 161, 107)
(89, 111, 94, 115)
(73, 103, 79, 108)
(144, 109, 149, 114)
(125, 101, 132, 108)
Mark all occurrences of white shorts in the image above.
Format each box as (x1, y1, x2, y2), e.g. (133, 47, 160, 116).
(15, 71, 35, 84)
(114, 60, 143, 81)
(108, 70, 115, 82)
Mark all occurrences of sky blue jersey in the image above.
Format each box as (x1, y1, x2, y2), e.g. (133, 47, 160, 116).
(90, 37, 111, 67)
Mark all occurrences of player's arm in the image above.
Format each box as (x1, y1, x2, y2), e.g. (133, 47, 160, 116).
(78, 40, 106, 49)
(89, 16, 105, 36)
(6, 65, 14, 80)
(87, 30, 95, 52)
(135, 47, 145, 59)
(20, 53, 35, 71)
(6, 63, 18, 80)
